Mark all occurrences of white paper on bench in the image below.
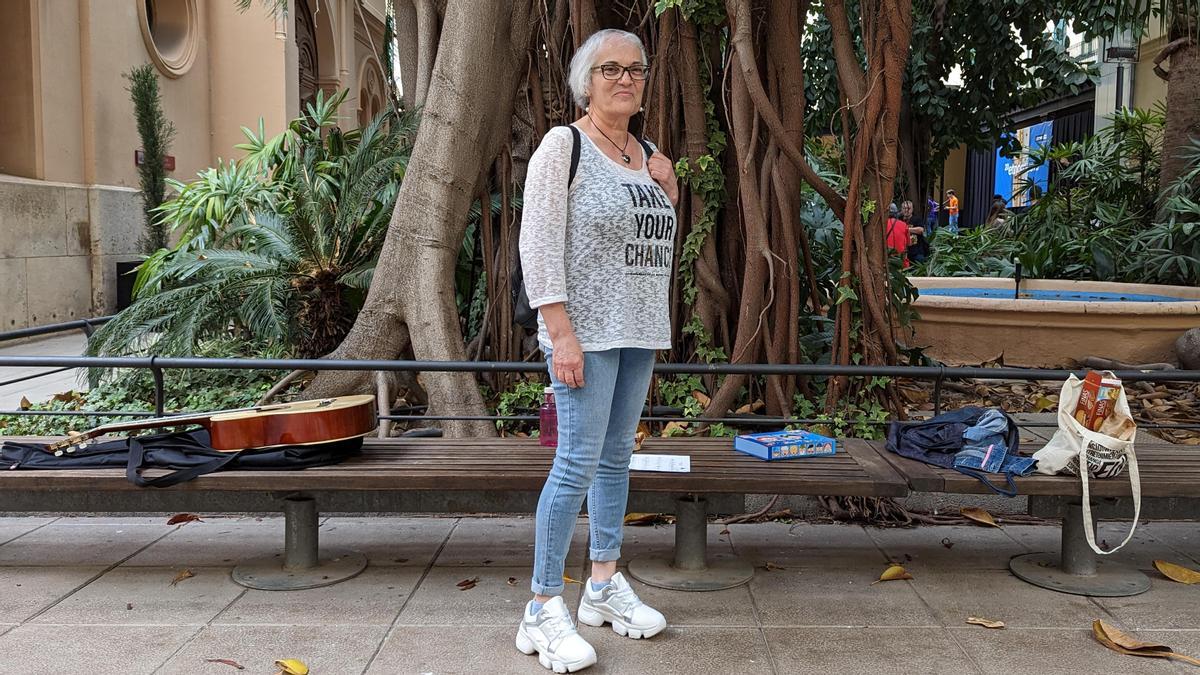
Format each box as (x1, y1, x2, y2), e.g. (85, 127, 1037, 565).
(629, 454, 691, 473)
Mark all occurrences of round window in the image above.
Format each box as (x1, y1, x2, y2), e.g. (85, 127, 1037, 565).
(138, 0, 198, 78)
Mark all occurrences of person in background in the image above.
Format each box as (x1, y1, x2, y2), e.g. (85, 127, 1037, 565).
(926, 195, 939, 234)
(945, 189, 960, 234)
(984, 194, 1011, 230)
(901, 200, 929, 264)
(886, 203, 924, 268)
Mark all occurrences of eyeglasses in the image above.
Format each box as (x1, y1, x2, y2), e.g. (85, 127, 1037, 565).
(591, 64, 651, 81)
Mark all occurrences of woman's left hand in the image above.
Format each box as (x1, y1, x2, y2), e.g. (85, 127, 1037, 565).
(647, 152, 679, 207)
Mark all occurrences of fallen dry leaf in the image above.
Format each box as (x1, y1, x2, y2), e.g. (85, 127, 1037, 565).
(204, 659, 246, 670)
(761, 561, 787, 572)
(456, 576, 479, 590)
(872, 565, 914, 585)
(1092, 620, 1200, 666)
(167, 513, 203, 526)
(660, 421, 689, 437)
(623, 512, 664, 526)
(506, 577, 518, 586)
(1034, 395, 1057, 413)
(274, 659, 310, 675)
(691, 390, 711, 407)
(1154, 560, 1200, 585)
(18, 396, 31, 411)
(169, 569, 195, 587)
(562, 574, 583, 585)
(633, 430, 648, 451)
(966, 616, 1006, 629)
(961, 507, 1000, 528)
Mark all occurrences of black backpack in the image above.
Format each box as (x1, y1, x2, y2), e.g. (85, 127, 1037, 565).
(511, 126, 655, 330)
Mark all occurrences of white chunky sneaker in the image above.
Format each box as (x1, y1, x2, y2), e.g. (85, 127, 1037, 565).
(515, 596, 598, 673)
(577, 572, 667, 639)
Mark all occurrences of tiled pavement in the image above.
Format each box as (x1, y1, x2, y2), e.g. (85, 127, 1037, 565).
(0, 515, 1197, 674)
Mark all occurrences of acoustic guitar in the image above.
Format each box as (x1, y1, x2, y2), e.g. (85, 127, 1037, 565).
(46, 395, 377, 456)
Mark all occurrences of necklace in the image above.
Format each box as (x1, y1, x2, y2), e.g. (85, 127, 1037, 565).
(587, 112, 632, 164)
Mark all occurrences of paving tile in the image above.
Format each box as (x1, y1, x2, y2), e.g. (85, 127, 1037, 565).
(584, 626, 773, 674)
(728, 522, 887, 568)
(30, 566, 242, 626)
(159, 624, 386, 674)
(750, 566, 939, 627)
(867, 525, 1029, 570)
(0, 566, 105, 623)
(1094, 577, 1200, 630)
(1142, 522, 1200, 564)
(123, 518, 285, 567)
(397, 566, 559, 626)
(0, 522, 170, 566)
(910, 568, 1100, 628)
(0, 624, 197, 675)
(949, 627, 1179, 675)
(1140, 630, 1200, 673)
(366, 624, 549, 674)
(318, 516, 455, 566)
(765, 627, 978, 674)
(1004, 523, 1184, 572)
(217, 566, 420, 626)
(0, 518, 56, 545)
(435, 516, 588, 567)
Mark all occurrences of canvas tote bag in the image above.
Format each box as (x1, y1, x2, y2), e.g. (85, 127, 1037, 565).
(1032, 372, 1140, 554)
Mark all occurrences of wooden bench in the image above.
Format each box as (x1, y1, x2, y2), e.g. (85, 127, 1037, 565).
(0, 436, 908, 592)
(873, 439, 1200, 597)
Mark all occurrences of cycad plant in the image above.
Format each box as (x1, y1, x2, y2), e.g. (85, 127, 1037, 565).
(88, 90, 418, 360)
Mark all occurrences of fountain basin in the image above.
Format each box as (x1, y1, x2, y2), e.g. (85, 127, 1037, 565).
(909, 277, 1200, 367)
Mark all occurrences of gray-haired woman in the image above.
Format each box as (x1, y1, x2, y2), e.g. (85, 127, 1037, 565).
(516, 28, 679, 672)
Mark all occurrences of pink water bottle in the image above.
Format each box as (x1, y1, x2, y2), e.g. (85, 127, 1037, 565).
(539, 386, 558, 447)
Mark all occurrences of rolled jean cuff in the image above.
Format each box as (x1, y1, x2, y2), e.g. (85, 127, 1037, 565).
(530, 580, 564, 596)
(589, 546, 621, 562)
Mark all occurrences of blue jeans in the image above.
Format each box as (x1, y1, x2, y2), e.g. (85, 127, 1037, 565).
(947, 213, 960, 233)
(531, 347, 656, 596)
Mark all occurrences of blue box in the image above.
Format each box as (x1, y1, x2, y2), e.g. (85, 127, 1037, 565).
(733, 430, 837, 461)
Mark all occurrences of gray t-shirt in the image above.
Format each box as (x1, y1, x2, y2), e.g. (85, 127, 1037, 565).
(519, 125, 676, 352)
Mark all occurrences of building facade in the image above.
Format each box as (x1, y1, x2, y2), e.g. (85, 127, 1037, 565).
(0, 0, 388, 331)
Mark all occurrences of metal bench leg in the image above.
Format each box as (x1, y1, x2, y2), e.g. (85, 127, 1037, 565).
(1009, 501, 1149, 597)
(232, 496, 368, 591)
(627, 494, 754, 592)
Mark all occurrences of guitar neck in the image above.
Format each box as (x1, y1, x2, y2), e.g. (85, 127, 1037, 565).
(91, 411, 217, 437)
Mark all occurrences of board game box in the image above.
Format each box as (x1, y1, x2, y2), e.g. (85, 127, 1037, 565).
(733, 430, 837, 461)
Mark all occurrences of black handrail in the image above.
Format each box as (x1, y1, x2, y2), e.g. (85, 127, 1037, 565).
(1, 353, 1197, 431)
(0, 316, 112, 343)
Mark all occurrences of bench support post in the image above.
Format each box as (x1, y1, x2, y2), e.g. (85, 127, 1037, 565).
(627, 494, 754, 592)
(1009, 501, 1150, 597)
(232, 496, 368, 591)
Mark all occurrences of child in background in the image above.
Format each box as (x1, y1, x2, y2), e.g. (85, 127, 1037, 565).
(945, 189, 960, 234)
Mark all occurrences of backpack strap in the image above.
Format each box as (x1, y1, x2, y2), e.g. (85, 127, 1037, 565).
(568, 124, 581, 185)
(637, 137, 655, 162)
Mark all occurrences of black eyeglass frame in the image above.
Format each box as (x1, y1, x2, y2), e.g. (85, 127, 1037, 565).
(590, 63, 652, 81)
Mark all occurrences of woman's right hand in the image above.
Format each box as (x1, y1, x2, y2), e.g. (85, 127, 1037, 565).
(552, 333, 586, 388)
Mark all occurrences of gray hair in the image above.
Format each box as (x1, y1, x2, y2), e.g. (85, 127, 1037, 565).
(567, 29, 648, 109)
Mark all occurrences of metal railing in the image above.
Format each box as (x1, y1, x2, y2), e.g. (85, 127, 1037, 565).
(1, 349, 1199, 431)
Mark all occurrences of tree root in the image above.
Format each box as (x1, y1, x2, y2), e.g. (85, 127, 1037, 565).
(256, 369, 312, 406)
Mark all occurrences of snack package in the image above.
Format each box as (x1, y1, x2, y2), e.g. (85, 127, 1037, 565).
(1074, 371, 1122, 432)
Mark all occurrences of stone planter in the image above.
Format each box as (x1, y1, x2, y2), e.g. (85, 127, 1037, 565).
(909, 277, 1200, 367)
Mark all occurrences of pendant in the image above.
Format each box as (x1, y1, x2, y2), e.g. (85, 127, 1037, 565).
(621, 154, 631, 164)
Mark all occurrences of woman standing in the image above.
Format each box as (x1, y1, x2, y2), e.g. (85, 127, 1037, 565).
(516, 29, 679, 673)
